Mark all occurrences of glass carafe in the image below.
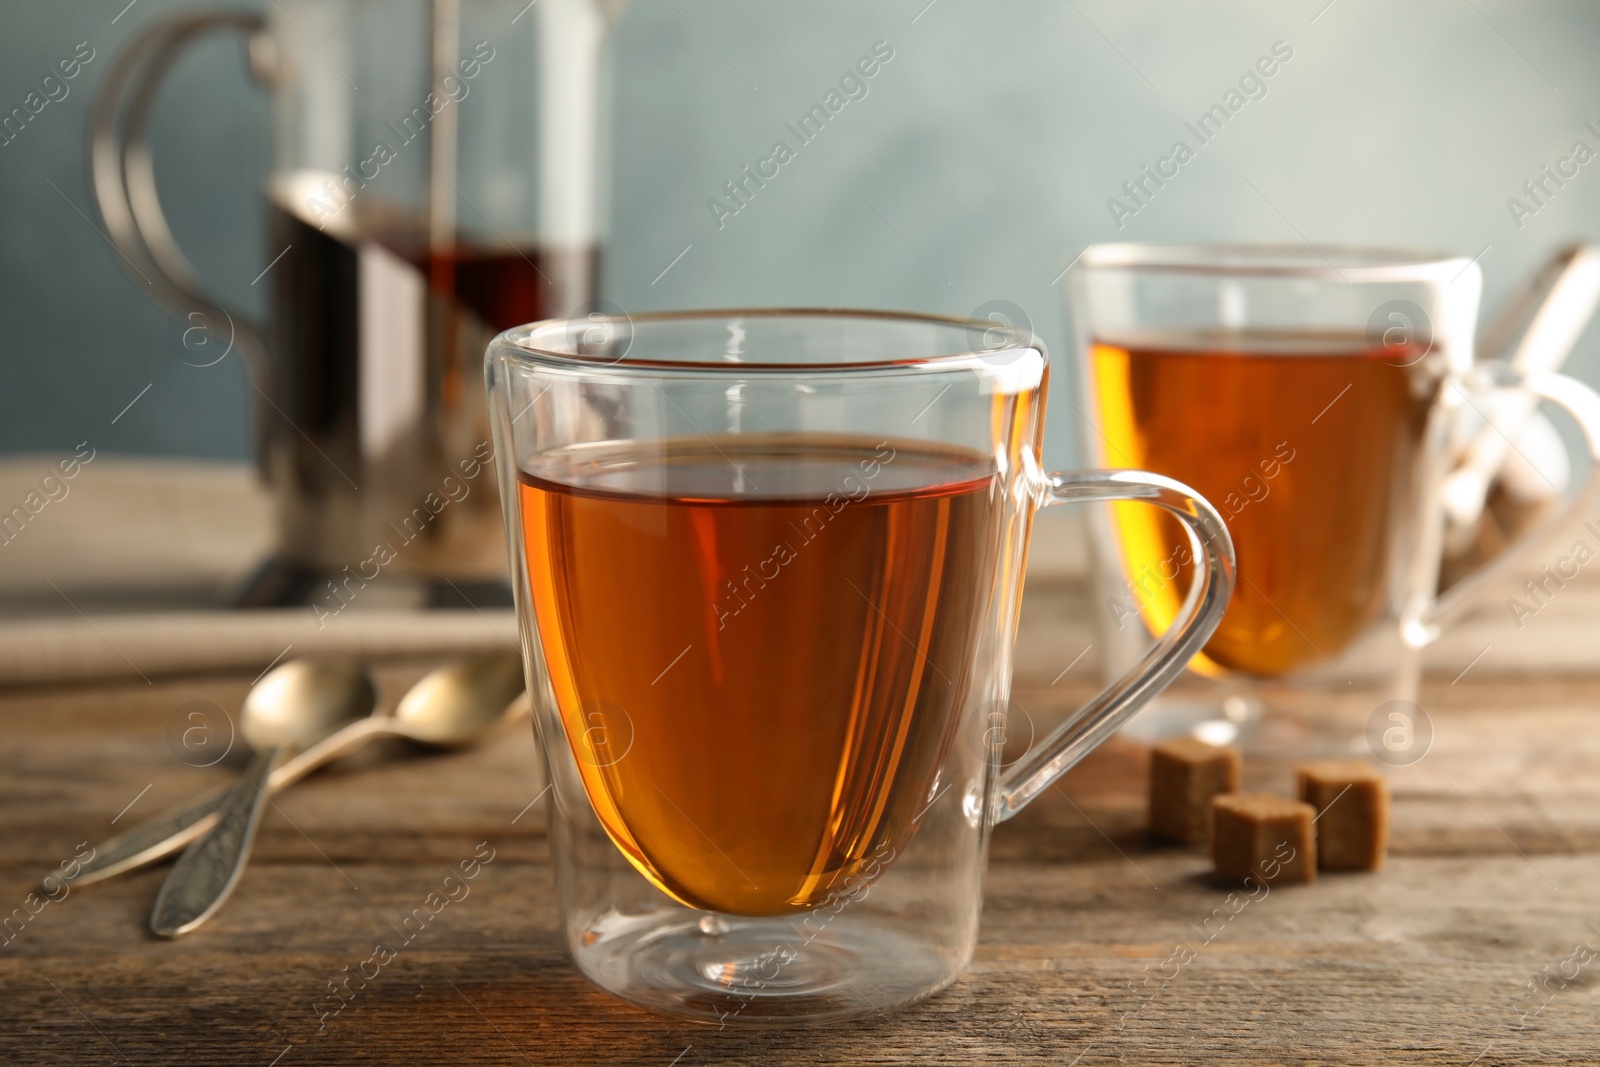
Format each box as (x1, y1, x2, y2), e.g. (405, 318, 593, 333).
(91, 0, 624, 606)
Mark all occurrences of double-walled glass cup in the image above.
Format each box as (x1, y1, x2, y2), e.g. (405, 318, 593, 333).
(487, 310, 1235, 1023)
(1067, 244, 1600, 754)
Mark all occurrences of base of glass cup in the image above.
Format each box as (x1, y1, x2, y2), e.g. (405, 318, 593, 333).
(570, 908, 963, 1025)
(1119, 693, 1267, 748)
(1120, 690, 1378, 761)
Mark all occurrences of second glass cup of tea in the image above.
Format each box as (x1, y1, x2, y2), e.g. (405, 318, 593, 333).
(488, 310, 1235, 1022)
(1067, 244, 1600, 755)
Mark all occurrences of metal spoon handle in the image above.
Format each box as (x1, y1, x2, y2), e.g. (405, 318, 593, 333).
(274, 715, 388, 791)
(58, 783, 230, 889)
(59, 717, 392, 891)
(150, 745, 283, 937)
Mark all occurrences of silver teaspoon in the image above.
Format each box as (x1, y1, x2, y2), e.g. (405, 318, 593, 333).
(150, 658, 376, 936)
(146, 652, 524, 936)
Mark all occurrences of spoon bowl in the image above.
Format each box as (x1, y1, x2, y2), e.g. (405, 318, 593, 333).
(393, 650, 526, 747)
(241, 658, 377, 751)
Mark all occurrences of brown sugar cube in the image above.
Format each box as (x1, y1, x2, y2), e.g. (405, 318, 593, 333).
(1149, 737, 1241, 845)
(1297, 760, 1389, 871)
(1210, 793, 1317, 885)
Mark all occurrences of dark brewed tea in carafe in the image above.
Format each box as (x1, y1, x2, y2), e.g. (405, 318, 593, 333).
(261, 176, 598, 595)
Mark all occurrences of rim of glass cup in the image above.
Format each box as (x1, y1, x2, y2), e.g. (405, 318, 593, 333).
(1078, 242, 1476, 284)
(497, 307, 1046, 373)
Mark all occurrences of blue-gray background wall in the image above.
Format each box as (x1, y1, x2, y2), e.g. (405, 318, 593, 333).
(4, 0, 1599, 468)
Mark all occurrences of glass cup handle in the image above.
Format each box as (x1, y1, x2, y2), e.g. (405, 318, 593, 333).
(89, 9, 271, 394)
(995, 469, 1237, 821)
(1427, 365, 1600, 633)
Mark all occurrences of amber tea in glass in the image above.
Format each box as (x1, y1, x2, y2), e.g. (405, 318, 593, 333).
(1091, 330, 1437, 677)
(519, 435, 996, 915)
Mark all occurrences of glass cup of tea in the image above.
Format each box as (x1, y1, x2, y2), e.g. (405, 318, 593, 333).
(1066, 244, 1600, 755)
(486, 309, 1236, 1022)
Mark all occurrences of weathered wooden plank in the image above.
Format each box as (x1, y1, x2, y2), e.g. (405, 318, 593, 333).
(4, 852, 1596, 1065)
(3, 585, 1599, 1064)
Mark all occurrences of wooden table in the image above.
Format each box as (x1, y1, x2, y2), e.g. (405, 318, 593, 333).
(4, 575, 1599, 1066)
